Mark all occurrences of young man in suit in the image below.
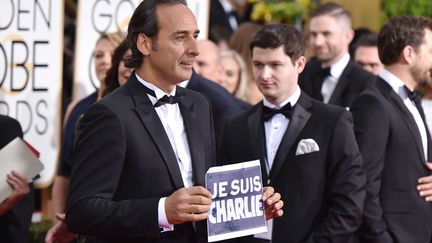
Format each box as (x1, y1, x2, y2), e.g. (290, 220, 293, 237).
(219, 24, 366, 243)
(299, 2, 375, 108)
(351, 15, 432, 242)
(65, 1, 282, 242)
(0, 115, 33, 243)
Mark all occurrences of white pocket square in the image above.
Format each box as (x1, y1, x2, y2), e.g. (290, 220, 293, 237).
(295, 138, 320, 155)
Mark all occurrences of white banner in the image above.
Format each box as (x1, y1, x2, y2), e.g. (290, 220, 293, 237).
(0, 0, 64, 187)
(73, 0, 210, 101)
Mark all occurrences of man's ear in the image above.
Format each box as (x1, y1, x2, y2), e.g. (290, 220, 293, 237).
(295, 56, 307, 74)
(401, 45, 416, 64)
(137, 33, 152, 56)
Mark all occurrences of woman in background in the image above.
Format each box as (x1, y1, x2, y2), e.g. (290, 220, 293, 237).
(229, 22, 263, 104)
(101, 40, 132, 97)
(219, 49, 250, 103)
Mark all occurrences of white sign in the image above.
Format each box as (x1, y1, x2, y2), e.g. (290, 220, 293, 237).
(0, 0, 64, 187)
(73, 0, 210, 101)
(206, 160, 267, 242)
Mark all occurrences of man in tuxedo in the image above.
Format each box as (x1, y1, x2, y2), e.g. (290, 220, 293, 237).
(352, 32, 383, 75)
(209, 0, 242, 45)
(299, 2, 375, 108)
(65, 1, 281, 242)
(219, 24, 366, 243)
(0, 115, 34, 243)
(350, 15, 432, 242)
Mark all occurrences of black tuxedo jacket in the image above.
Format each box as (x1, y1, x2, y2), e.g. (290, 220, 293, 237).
(219, 92, 366, 243)
(66, 74, 216, 243)
(209, 0, 238, 40)
(0, 115, 34, 243)
(351, 77, 432, 243)
(299, 58, 375, 108)
(187, 72, 249, 142)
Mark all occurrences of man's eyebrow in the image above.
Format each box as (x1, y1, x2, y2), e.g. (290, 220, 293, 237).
(173, 30, 200, 36)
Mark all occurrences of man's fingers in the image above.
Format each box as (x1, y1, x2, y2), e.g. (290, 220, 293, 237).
(265, 192, 281, 206)
(10, 170, 28, 182)
(55, 213, 66, 221)
(187, 186, 212, 198)
(418, 175, 432, 184)
(419, 189, 432, 197)
(181, 212, 209, 222)
(262, 186, 274, 201)
(187, 195, 212, 205)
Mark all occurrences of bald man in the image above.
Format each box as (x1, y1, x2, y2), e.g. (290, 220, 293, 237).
(193, 39, 226, 84)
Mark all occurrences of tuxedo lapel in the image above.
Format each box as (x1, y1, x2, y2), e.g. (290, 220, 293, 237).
(310, 62, 324, 102)
(269, 93, 312, 183)
(178, 88, 206, 186)
(328, 60, 353, 105)
(248, 104, 269, 184)
(126, 75, 184, 189)
(376, 79, 426, 162)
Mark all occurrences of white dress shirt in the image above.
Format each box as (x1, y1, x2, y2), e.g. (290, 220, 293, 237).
(255, 85, 301, 240)
(135, 73, 193, 231)
(379, 69, 428, 160)
(321, 53, 350, 103)
(422, 99, 432, 134)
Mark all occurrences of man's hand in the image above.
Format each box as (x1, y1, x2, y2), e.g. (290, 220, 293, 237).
(262, 186, 284, 220)
(0, 171, 30, 216)
(165, 186, 212, 225)
(45, 213, 77, 243)
(6, 170, 30, 203)
(417, 162, 432, 202)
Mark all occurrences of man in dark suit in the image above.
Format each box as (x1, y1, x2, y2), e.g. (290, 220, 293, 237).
(65, 1, 281, 242)
(350, 15, 432, 243)
(0, 115, 34, 243)
(220, 24, 366, 243)
(187, 71, 249, 142)
(299, 2, 374, 108)
(209, 0, 241, 45)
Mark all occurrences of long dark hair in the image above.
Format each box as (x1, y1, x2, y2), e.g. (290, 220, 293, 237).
(102, 40, 129, 97)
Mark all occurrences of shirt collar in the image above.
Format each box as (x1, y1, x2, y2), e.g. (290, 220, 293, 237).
(263, 85, 301, 109)
(379, 68, 408, 99)
(134, 73, 177, 105)
(179, 79, 189, 88)
(327, 53, 350, 80)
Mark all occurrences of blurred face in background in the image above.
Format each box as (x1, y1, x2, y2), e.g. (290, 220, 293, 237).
(309, 15, 353, 67)
(220, 56, 240, 94)
(354, 46, 383, 75)
(193, 40, 225, 83)
(94, 38, 116, 82)
(118, 49, 132, 86)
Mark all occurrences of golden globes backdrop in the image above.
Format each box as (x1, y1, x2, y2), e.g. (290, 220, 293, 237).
(0, 0, 64, 187)
(73, 0, 210, 101)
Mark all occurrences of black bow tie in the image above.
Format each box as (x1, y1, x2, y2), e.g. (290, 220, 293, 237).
(142, 84, 185, 107)
(404, 86, 421, 105)
(262, 103, 293, 121)
(316, 67, 331, 79)
(154, 94, 185, 107)
(404, 85, 426, 120)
